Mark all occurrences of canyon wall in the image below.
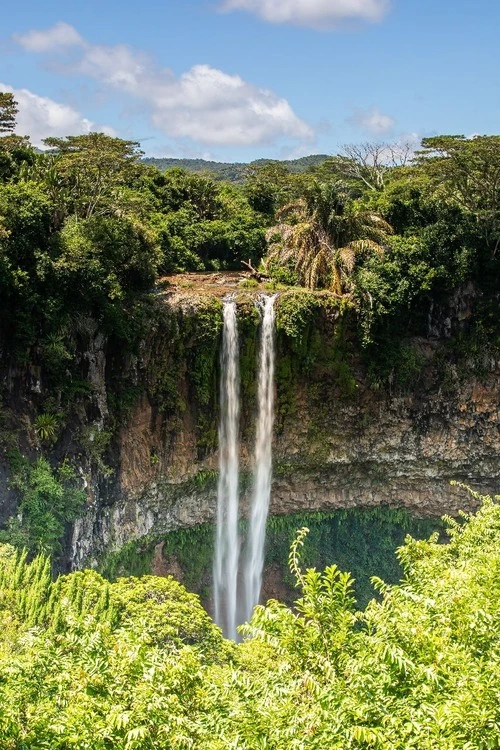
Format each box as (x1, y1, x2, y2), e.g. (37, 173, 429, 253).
(66, 286, 499, 569)
(1, 281, 498, 570)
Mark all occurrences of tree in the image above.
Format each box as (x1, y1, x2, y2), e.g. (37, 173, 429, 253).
(265, 179, 392, 292)
(0, 458, 85, 555)
(244, 161, 298, 216)
(315, 141, 415, 195)
(0, 181, 54, 348)
(0, 92, 34, 181)
(0, 92, 17, 134)
(56, 214, 161, 304)
(41, 133, 145, 220)
(146, 168, 266, 272)
(146, 166, 223, 218)
(417, 135, 500, 257)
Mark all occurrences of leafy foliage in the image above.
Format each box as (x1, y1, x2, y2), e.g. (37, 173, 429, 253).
(117, 505, 441, 611)
(254, 135, 500, 388)
(416, 135, 500, 257)
(0, 489, 498, 748)
(0, 95, 499, 578)
(265, 181, 392, 292)
(0, 93, 17, 134)
(0, 93, 498, 400)
(0, 102, 267, 366)
(41, 132, 145, 221)
(0, 457, 85, 555)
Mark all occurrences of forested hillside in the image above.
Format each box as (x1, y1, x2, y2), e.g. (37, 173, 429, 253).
(141, 154, 329, 182)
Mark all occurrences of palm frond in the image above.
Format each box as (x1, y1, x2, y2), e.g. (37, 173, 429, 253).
(345, 239, 385, 256)
(338, 245, 356, 273)
(276, 199, 307, 222)
(363, 213, 394, 233)
(264, 184, 390, 292)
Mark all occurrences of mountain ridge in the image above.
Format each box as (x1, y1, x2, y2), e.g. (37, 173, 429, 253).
(142, 153, 330, 182)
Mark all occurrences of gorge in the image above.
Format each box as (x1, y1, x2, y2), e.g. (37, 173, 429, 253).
(2, 276, 497, 612)
(1, 46, 499, 744)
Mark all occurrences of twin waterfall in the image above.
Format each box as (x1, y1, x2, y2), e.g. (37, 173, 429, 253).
(213, 299, 241, 640)
(213, 295, 276, 640)
(243, 296, 276, 625)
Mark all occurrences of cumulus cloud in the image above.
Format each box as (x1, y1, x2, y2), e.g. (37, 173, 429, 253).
(0, 82, 114, 147)
(150, 65, 313, 145)
(219, 0, 390, 29)
(348, 107, 395, 135)
(14, 21, 84, 52)
(13, 23, 314, 147)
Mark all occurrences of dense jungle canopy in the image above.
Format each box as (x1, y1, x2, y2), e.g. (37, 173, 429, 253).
(1, 90, 499, 367)
(0, 488, 499, 748)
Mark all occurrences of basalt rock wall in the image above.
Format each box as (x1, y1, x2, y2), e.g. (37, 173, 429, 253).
(1, 283, 498, 569)
(69, 289, 499, 569)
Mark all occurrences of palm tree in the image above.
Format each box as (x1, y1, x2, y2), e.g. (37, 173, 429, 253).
(265, 180, 392, 293)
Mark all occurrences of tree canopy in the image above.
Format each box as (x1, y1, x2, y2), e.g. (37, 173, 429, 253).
(0, 488, 498, 748)
(416, 135, 500, 257)
(0, 92, 17, 134)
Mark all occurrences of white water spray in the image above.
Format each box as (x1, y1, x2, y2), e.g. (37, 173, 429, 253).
(243, 294, 277, 623)
(213, 297, 240, 640)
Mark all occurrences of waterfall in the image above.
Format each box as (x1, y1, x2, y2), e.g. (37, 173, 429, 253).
(243, 294, 277, 623)
(213, 297, 240, 640)
(214, 293, 277, 638)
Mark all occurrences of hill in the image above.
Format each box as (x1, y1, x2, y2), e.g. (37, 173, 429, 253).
(141, 154, 330, 182)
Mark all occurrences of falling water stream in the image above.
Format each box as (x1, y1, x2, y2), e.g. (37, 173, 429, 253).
(213, 297, 240, 640)
(214, 294, 276, 639)
(243, 295, 277, 624)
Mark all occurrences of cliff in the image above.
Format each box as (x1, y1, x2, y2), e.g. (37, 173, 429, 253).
(0, 274, 498, 570)
(68, 277, 499, 569)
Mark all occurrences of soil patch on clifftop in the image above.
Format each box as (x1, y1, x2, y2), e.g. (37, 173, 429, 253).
(157, 272, 264, 298)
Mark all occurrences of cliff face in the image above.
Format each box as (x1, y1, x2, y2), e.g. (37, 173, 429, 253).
(1, 278, 498, 569)
(68, 286, 500, 569)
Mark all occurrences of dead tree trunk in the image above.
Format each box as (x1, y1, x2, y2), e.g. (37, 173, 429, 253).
(240, 259, 270, 282)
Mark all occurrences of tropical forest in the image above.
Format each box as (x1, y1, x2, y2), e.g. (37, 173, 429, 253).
(0, 59, 499, 750)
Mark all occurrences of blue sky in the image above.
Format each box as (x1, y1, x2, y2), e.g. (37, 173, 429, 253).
(1, 0, 498, 160)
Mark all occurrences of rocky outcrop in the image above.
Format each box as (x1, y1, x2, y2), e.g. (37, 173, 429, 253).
(70, 315, 499, 568)
(1, 281, 498, 569)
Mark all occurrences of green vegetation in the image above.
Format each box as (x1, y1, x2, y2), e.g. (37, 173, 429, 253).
(1, 95, 498, 395)
(272, 290, 357, 424)
(116, 505, 442, 610)
(265, 181, 392, 292)
(142, 153, 330, 183)
(152, 137, 500, 394)
(0, 488, 498, 747)
(0, 92, 17, 133)
(0, 105, 266, 370)
(1, 95, 499, 573)
(0, 456, 85, 556)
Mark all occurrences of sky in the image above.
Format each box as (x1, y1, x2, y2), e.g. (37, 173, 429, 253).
(1, 0, 499, 161)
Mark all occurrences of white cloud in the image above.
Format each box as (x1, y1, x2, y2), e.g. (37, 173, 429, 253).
(150, 65, 313, 145)
(348, 107, 395, 134)
(13, 23, 314, 147)
(14, 21, 84, 52)
(219, 0, 390, 29)
(0, 82, 115, 147)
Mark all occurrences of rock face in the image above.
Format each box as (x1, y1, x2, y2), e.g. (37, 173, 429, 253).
(1, 284, 498, 569)
(70, 304, 500, 569)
